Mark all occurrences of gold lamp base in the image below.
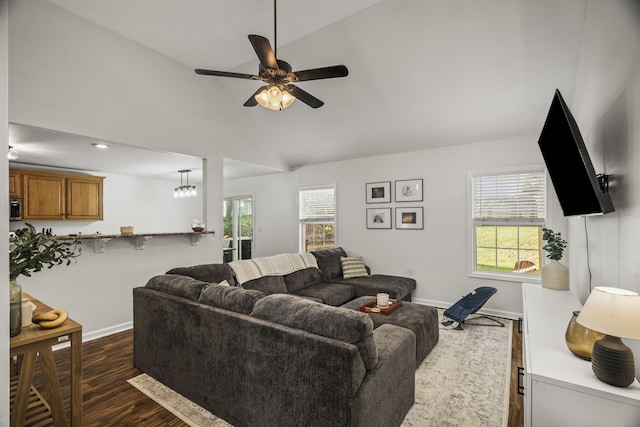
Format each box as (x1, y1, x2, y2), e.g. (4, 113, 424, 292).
(591, 335, 636, 387)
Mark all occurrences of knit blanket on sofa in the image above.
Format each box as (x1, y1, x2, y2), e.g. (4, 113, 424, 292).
(229, 253, 319, 285)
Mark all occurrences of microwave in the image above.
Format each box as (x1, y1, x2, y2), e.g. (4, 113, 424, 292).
(10, 198, 22, 221)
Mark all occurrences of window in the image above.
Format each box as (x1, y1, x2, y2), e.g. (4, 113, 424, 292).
(471, 170, 545, 280)
(299, 185, 336, 252)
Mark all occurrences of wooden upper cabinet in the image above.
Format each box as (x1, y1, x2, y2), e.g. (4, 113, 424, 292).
(20, 170, 104, 221)
(23, 172, 66, 220)
(66, 175, 104, 220)
(9, 169, 22, 198)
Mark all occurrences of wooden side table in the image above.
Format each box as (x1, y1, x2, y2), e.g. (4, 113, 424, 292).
(10, 292, 82, 426)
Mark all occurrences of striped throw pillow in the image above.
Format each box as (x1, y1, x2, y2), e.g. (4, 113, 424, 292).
(341, 257, 368, 279)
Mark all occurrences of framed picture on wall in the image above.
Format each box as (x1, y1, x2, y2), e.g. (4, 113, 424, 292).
(366, 181, 391, 203)
(395, 179, 423, 202)
(366, 208, 392, 229)
(395, 207, 423, 229)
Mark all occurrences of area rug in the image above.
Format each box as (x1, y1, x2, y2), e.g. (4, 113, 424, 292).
(128, 310, 512, 427)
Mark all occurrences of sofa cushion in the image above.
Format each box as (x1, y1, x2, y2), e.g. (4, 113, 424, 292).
(282, 267, 322, 293)
(166, 263, 236, 285)
(292, 282, 355, 307)
(331, 274, 417, 301)
(241, 275, 288, 295)
(198, 284, 264, 314)
(145, 274, 209, 301)
(311, 247, 348, 281)
(341, 257, 369, 279)
(251, 294, 378, 369)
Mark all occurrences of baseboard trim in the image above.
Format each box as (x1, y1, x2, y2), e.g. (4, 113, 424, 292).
(84, 322, 133, 342)
(52, 321, 133, 351)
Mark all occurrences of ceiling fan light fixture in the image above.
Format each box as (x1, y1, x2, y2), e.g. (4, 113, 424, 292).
(281, 89, 296, 109)
(195, 0, 347, 109)
(255, 84, 296, 110)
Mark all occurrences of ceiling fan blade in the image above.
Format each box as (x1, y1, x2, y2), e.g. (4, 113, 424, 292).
(293, 65, 349, 82)
(248, 35, 278, 70)
(243, 87, 264, 107)
(195, 69, 257, 80)
(288, 85, 324, 109)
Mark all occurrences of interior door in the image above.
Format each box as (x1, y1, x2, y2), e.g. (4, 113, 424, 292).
(223, 196, 253, 262)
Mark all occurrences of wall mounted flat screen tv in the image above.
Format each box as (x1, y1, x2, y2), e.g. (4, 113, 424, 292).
(537, 89, 614, 217)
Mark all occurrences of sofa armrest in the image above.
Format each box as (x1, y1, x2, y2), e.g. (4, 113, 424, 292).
(353, 324, 416, 426)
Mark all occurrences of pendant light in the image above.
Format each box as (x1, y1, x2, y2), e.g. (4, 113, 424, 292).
(173, 170, 197, 198)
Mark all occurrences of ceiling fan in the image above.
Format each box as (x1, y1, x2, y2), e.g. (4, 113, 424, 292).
(195, 0, 348, 110)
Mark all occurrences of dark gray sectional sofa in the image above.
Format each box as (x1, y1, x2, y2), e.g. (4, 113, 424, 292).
(133, 248, 434, 426)
(164, 247, 417, 305)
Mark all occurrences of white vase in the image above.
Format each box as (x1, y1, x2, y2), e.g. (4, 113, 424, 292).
(541, 259, 569, 290)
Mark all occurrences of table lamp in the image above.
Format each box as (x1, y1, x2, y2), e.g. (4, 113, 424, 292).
(577, 287, 640, 387)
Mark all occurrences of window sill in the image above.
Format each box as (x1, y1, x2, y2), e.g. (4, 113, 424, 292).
(469, 271, 542, 284)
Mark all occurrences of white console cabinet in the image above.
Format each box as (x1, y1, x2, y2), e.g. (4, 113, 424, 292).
(522, 283, 640, 427)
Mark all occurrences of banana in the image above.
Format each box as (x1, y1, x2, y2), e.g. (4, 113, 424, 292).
(32, 311, 58, 322)
(32, 309, 68, 329)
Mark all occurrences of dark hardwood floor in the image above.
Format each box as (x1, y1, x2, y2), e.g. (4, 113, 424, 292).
(23, 321, 524, 426)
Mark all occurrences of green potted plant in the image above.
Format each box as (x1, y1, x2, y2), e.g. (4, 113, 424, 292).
(542, 228, 567, 260)
(541, 227, 569, 290)
(9, 223, 82, 337)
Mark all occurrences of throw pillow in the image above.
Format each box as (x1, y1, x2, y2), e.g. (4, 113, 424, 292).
(341, 257, 368, 279)
(311, 247, 348, 281)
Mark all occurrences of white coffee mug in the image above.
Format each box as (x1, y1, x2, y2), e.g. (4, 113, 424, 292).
(21, 299, 36, 328)
(377, 293, 389, 308)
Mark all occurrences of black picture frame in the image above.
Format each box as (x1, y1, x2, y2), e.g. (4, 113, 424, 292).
(366, 208, 392, 229)
(395, 179, 423, 202)
(395, 207, 423, 229)
(366, 181, 391, 203)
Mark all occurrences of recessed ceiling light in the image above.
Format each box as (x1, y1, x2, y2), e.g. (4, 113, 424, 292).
(92, 143, 109, 149)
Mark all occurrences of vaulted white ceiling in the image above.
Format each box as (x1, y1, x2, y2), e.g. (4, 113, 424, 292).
(16, 0, 590, 178)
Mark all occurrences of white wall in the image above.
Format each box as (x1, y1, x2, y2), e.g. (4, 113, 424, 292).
(6, 0, 227, 339)
(567, 0, 640, 377)
(228, 1, 640, 375)
(226, 135, 561, 318)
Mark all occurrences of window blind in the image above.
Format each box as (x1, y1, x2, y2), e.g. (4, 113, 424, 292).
(299, 186, 335, 222)
(472, 172, 545, 223)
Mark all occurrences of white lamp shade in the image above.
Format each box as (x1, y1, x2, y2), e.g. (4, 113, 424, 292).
(577, 287, 640, 339)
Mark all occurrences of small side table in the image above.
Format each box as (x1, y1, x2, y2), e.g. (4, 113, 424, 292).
(10, 292, 82, 426)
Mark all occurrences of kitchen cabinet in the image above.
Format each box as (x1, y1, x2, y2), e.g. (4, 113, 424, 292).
(19, 169, 104, 221)
(66, 175, 103, 220)
(9, 169, 21, 198)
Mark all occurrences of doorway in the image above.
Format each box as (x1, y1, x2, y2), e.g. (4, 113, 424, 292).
(223, 196, 253, 262)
